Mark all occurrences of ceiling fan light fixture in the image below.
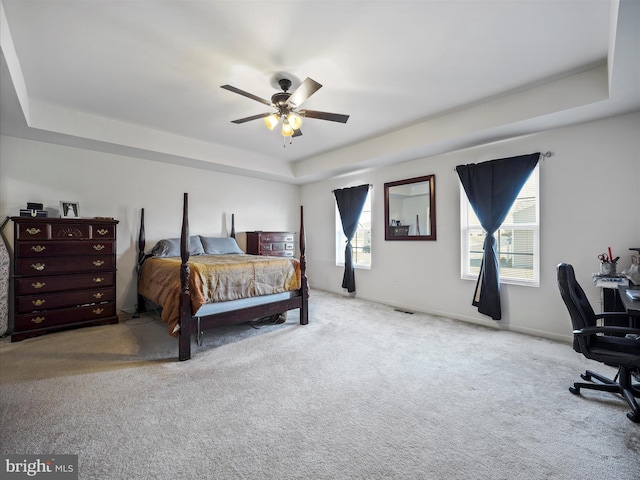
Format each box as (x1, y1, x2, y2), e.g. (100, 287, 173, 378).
(287, 112, 303, 130)
(281, 121, 294, 137)
(264, 113, 279, 130)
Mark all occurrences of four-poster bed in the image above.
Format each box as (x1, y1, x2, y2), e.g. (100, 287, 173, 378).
(136, 193, 309, 360)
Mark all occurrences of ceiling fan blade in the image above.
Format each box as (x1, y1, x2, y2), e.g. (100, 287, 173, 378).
(286, 77, 322, 108)
(231, 112, 273, 124)
(293, 129, 303, 137)
(300, 110, 349, 123)
(221, 85, 273, 107)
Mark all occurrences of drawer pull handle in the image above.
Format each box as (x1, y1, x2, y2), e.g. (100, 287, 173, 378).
(96, 229, 109, 236)
(31, 282, 46, 289)
(93, 277, 104, 283)
(32, 299, 46, 307)
(93, 292, 104, 299)
(31, 263, 45, 271)
(93, 244, 105, 251)
(31, 316, 45, 324)
(26, 228, 41, 235)
(92, 308, 104, 315)
(93, 260, 105, 267)
(31, 245, 46, 253)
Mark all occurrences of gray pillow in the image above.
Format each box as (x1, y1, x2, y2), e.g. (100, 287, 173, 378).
(151, 236, 205, 257)
(200, 236, 244, 255)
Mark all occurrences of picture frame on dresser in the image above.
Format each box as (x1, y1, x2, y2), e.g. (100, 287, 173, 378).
(60, 201, 80, 219)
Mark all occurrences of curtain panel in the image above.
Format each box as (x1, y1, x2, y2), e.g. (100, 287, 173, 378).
(456, 153, 540, 320)
(334, 184, 370, 293)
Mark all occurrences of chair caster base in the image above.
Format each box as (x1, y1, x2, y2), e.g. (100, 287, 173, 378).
(627, 411, 640, 423)
(569, 385, 580, 395)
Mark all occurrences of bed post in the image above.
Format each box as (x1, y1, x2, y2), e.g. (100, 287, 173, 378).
(178, 193, 192, 361)
(299, 205, 309, 325)
(230, 213, 235, 239)
(136, 208, 146, 315)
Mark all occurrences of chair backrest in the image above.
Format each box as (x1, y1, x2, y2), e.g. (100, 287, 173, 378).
(557, 263, 597, 353)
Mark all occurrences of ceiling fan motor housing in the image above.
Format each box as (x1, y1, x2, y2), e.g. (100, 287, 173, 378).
(272, 78, 293, 112)
(278, 78, 292, 92)
(271, 92, 291, 110)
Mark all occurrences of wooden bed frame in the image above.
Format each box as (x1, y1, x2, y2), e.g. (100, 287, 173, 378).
(137, 193, 309, 361)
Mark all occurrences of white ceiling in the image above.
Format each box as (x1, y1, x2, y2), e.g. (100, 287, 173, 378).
(1, 0, 638, 184)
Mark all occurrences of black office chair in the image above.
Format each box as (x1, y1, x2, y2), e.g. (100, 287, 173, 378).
(557, 263, 640, 422)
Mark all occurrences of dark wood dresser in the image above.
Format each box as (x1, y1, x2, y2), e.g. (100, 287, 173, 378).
(246, 231, 295, 257)
(390, 225, 410, 236)
(10, 217, 119, 341)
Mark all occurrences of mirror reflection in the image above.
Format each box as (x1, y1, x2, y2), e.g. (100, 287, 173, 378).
(384, 175, 436, 241)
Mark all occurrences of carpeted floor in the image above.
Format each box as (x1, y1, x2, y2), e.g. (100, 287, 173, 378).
(1, 290, 638, 479)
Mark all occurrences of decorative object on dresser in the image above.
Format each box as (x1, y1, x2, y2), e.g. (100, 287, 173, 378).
(246, 231, 295, 257)
(10, 217, 119, 342)
(60, 201, 80, 219)
(19, 202, 48, 218)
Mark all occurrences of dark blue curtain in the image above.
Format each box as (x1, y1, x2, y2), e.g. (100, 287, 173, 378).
(456, 153, 540, 320)
(334, 184, 370, 293)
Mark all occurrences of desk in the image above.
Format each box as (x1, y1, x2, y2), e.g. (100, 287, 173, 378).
(594, 275, 629, 311)
(618, 286, 640, 326)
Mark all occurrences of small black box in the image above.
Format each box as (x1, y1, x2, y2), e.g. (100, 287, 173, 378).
(26, 202, 44, 210)
(20, 209, 48, 218)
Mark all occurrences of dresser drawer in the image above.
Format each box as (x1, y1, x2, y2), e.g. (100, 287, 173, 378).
(16, 272, 115, 295)
(16, 287, 115, 314)
(15, 223, 49, 240)
(17, 241, 115, 257)
(262, 251, 294, 257)
(51, 223, 91, 239)
(260, 242, 294, 252)
(16, 255, 115, 276)
(92, 224, 116, 239)
(259, 233, 294, 243)
(15, 302, 116, 332)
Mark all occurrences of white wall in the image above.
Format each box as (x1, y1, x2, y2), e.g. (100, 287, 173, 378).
(300, 112, 640, 342)
(0, 136, 301, 313)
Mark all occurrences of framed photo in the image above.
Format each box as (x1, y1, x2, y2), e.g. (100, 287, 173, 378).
(60, 201, 80, 219)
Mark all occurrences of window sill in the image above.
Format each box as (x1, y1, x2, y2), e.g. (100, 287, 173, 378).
(461, 274, 538, 288)
(336, 263, 371, 271)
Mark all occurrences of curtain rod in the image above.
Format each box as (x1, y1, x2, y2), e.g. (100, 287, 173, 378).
(453, 151, 553, 172)
(332, 184, 373, 193)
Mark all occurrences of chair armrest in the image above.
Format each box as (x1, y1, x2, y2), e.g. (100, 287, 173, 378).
(595, 312, 632, 320)
(573, 326, 640, 337)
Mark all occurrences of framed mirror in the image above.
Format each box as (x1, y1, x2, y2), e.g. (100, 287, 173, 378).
(384, 175, 436, 241)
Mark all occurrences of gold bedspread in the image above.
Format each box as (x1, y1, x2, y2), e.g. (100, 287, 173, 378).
(138, 254, 301, 336)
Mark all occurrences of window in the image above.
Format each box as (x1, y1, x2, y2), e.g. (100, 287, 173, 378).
(460, 165, 539, 286)
(336, 190, 372, 268)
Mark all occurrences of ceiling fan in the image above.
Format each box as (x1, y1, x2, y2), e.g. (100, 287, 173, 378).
(220, 77, 349, 144)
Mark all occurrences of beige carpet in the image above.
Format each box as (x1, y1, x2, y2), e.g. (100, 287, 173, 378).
(1, 290, 639, 479)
